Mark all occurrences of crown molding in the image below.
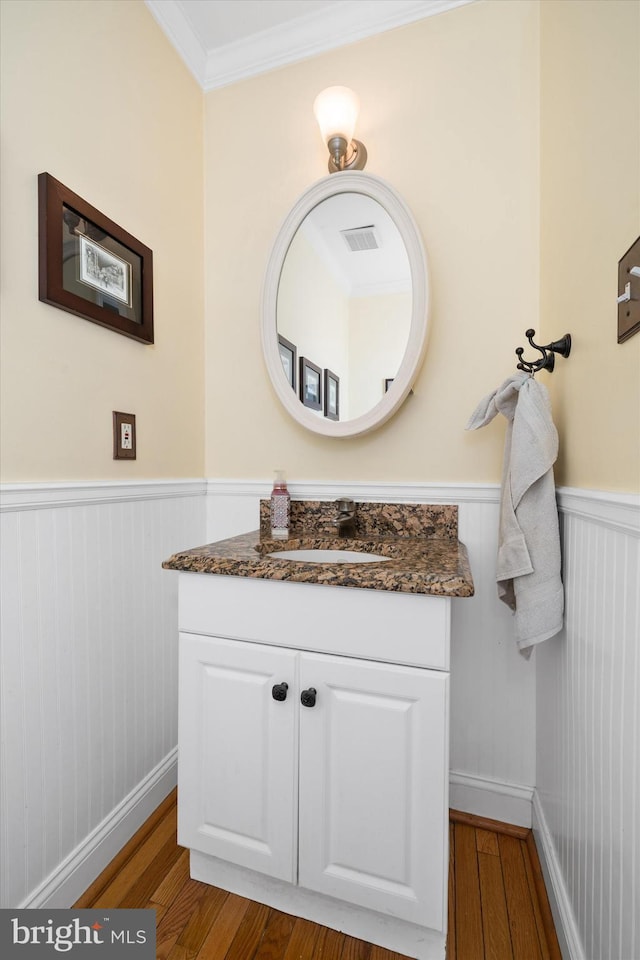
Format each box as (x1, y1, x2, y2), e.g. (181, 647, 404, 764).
(145, 0, 208, 87)
(145, 0, 475, 92)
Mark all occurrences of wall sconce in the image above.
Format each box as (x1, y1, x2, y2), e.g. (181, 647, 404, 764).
(313, 86, 367, 174)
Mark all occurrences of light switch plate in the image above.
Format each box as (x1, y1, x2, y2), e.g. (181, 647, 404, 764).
(113, 411, 136, 460)
(618, 235, 640, 343)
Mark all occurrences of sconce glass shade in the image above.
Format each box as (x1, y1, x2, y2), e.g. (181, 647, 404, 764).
(313, 86, 367, 173)
(313, 86, 360, 144)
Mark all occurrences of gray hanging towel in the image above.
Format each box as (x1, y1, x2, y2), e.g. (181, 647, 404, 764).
(467, 371, 564, 658)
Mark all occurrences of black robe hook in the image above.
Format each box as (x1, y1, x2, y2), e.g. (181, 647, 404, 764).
(516, 328, 572, 374)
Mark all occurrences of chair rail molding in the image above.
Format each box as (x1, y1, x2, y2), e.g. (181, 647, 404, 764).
(0, 478, 207, 512)
(556, 486, 640, 535)
(205, 478, 501, 504)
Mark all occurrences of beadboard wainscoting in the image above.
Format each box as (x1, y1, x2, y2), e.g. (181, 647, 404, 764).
(535, 488, 640, 960)
(206, 480, 538, 828)
(0, 481, 207, 909)
(3, 474, 637, 957)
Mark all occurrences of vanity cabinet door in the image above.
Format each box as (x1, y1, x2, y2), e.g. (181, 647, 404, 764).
(178, 633, 297, 882)
(297, 652, 449, 931)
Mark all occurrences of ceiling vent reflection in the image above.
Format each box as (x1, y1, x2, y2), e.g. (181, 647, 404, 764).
(341, 225, 379, 252)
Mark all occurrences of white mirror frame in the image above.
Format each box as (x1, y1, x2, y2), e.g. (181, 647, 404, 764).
(261, 172, 430, 438)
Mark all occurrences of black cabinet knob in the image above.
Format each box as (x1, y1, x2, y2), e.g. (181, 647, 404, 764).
(300, 687, 317, 708)
(271, 682, 288, 702)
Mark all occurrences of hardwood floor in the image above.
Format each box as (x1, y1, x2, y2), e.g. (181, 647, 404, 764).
(75, 791, 561, 960)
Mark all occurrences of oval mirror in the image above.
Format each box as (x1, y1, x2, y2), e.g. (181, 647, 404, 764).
(261, 172, 429, 438)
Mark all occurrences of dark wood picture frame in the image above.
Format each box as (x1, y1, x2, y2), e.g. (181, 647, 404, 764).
(38, 173, 154, 344)
(278, 334, 297, 391)
(324, 368, 340, 421)
(299, 357, 322, 411)
(112, 411, 136, 460)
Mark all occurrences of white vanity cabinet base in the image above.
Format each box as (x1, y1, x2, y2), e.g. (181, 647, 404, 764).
(190, 850, 446, 960)
(177, 572, 452, 960)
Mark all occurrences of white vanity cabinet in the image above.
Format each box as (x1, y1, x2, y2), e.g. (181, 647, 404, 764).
(178, 634, 298, 882)
(176, 572, 452, 960)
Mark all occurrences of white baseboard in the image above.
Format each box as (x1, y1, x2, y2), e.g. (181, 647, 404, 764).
(449, 771, 533, 828)
(532, 790, 585, 960)
(19, 749, 178, 909)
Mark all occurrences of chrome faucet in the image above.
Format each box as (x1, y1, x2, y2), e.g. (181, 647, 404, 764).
(333, 497, 356, 536)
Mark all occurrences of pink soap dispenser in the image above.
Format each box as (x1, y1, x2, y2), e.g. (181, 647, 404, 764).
(270, 470, 290, 540)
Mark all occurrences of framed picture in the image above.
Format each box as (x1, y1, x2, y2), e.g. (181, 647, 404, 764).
(38, 172, 154, 344)
(278, 334, 297, 390)
(324, 369, 340, 420)
(299, 357, 322, 410)
(384, 378, 394, 393)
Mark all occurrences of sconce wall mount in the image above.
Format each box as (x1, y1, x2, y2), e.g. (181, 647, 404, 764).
(326, 136, 368, 174)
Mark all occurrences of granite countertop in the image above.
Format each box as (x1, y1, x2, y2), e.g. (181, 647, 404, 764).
(162, 501, 474, 598)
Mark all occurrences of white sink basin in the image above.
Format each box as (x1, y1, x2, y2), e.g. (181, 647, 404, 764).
(266, 549, 390, 564)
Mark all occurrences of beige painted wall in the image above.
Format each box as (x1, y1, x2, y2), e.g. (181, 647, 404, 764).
(204, 0, 541, 482)
(0, 0, 204, 481)
(3, 1, 635, 491)
(540, 0, 640, 492)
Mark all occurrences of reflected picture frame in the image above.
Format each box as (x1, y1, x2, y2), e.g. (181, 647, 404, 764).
(324, 369, 340, 421)
(38, 172, 154, 344)
(299, 357, 322, 411)
(278, 334, 297, 390)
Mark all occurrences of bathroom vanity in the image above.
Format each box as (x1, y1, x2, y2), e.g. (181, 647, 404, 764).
(163, 502, 473, 960)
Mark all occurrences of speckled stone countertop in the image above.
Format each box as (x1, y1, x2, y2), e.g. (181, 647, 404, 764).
(162, 502, 474, 598)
